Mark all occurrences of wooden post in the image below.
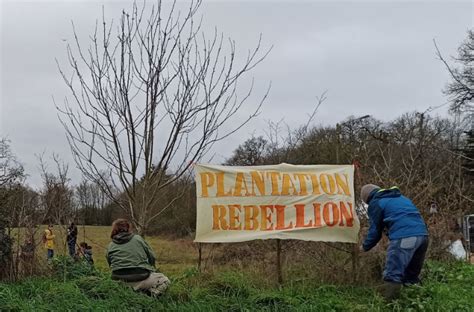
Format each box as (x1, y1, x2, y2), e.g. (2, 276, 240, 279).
(351, 243, 359, 283)
(352, 159, 362, 283)
(276, 239, 283, 285)
(198, 243, 202, 272)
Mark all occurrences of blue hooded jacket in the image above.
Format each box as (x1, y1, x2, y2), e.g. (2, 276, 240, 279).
(362, 187, 428, 251)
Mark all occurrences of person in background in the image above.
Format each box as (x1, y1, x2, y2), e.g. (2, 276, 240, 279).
(360, 185, 429, 301)
(106, 219, 170, 297)
(78, 242, 94, 265)
(19, 236, 35, 275)
(67, 222, 78, 258)
(429, 201, 438, 215)
(43, 224, 56, 261)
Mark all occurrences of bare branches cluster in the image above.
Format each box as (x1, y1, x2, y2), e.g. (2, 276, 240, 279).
(0, 138, 24, 187)
(56, 0, 270, 234)
(435, 30, 474, 116)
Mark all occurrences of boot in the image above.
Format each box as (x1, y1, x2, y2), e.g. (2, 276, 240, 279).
(379, 281, 401, 302)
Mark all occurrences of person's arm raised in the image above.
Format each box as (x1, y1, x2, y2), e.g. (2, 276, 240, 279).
(362, 202, 384, 251)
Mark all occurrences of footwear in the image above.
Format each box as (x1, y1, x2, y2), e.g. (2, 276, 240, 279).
(378, 281, 401, 302)
(403, 279, 422, 287)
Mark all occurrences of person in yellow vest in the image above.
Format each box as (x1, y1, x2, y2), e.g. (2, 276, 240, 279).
(43, 225, 56, 261)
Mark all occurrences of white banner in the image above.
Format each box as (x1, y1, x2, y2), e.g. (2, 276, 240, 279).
(194, 163, 359, 243)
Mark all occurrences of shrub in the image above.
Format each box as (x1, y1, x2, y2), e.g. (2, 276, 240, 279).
(51, 256, 96, 280)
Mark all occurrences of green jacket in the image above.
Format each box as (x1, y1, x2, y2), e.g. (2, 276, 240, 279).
(106, 233, 156, 273)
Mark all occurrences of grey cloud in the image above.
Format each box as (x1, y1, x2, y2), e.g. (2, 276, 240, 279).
(0, 0, 472, 186)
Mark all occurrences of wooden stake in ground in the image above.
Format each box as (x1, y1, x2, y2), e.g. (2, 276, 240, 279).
(276, 239, 283, 284)
(198, 243, 203, 272)
(352, 243, 359, 283)
(352, 159, 362, 283)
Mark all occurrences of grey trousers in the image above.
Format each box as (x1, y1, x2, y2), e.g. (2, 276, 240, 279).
(127, 272, 170, 296)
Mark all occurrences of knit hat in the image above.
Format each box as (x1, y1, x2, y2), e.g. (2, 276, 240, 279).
(361, 184, 380, 204)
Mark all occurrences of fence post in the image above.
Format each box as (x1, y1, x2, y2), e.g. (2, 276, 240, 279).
(276, 239, 283, 285)
(352, 243, 359, 282)
(198, 243, 202, 272)
(352, 159, 362, 282)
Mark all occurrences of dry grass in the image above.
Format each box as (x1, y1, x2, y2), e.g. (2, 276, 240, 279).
(11, 225, 199, 276)
(11, 225, 382, 285)
(11, 225, 455, 287)
(5, 226, 474, 311)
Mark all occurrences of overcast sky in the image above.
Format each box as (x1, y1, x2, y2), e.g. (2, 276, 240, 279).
(0, 0, 472, 187)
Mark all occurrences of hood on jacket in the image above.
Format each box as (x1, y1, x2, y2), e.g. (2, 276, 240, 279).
(368, 186, 401, 203)
(112, 232, 134, 244)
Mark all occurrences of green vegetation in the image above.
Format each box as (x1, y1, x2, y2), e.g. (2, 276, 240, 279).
(1, 258, 472, 311)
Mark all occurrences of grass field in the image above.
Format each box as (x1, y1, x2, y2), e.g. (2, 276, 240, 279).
(13, 225, 198, 275)
(2, 226, 474, 311)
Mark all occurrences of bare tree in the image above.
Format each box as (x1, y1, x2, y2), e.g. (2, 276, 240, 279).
(0, 138, 27, 280)
(56, 1, 270, 234)
(38, 154, 75, 227)
(225, 136, 268, 166)
(259, 92, 327, 165)
(76, 179, 110, 225)
(4, 184, 41, 280)
(435, 31, 474, 180)
(0, 138, 24, 187)
(435, 30, 474, 115)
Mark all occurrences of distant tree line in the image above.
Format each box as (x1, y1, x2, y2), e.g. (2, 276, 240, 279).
(88, 110, 473, 238)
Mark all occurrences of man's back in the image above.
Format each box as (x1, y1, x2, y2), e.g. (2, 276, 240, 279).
(361, 184, 430, 300)
(370, 187, 428, 240)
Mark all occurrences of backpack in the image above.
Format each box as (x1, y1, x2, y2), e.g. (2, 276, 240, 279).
(42, 231, 48, 244)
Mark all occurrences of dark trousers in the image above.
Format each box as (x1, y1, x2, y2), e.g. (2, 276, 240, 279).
(384, 235, 429, 284)
(67, 239, 76, 258)
(47, 249, 54, 260)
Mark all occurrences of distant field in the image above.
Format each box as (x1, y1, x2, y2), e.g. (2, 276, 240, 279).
(12, 225, 198, 275)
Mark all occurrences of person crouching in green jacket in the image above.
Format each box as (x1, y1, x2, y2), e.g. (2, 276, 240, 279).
(106, 219, 170, 297)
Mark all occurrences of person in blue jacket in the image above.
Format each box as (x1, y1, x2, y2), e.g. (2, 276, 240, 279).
(360, 184, 429, 301)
